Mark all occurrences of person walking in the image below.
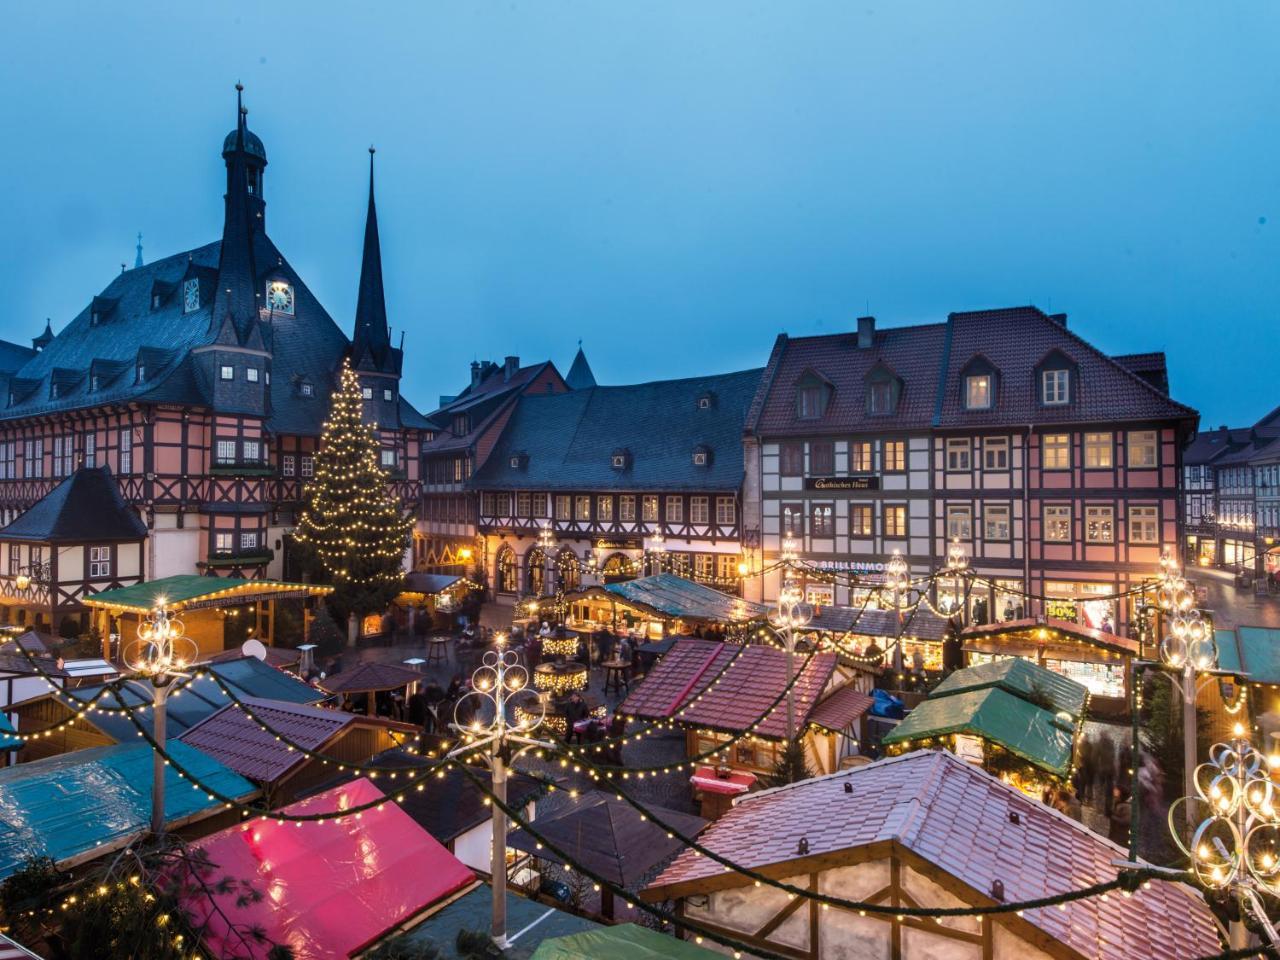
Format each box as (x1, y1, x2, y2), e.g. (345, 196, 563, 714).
(1074, 736, 1096, 804)
(1095, 734, 1117, 816)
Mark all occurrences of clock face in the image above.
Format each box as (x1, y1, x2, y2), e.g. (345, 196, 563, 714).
(266, 281, 294, 314)
(183, 278, 200, 313)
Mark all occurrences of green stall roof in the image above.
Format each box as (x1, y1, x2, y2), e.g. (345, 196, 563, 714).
(0, 740, 255, 878)
(881, 687, 1076, 777)
(82, 573, 332, 613)
(396, 885, 599, 959)
(1217, 626, 1280, 684)
(0, 714, 18, 752)
(930, 658, 1088, 720)
(530, 924, 721, 960)
(569, 573, 766, 623)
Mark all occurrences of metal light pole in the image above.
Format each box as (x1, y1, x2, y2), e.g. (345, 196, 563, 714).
(647, 531, 665, 577)
(884, 551, 911, 677)
(538, 523, 556, 599)
(123, 601, 197, 836)
(447, 635, 553, 947)
(1169, 726, 1280, 952)
(770, 571, 812, 740)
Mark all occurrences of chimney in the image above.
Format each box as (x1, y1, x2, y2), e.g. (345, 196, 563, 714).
(470, 361, 482, 389)
(504, 355, 520, 381)
(856, 316, 875, 349)
(1047, 312, 1068, 328)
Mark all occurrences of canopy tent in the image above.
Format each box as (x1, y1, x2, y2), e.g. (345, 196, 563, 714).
(81, 574, 333, 614)
(179, 777, 475, 960)
(318, 661, 424, 715)
(567, 573, 766, 625)
(506, 791, 707, 917)
(530, 924, 722, 960)
(0, 741, 255, 878)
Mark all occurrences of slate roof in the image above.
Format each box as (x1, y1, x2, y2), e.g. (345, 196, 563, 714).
(747, 307, 1196, 438)
(674, 645, 838, 739)
(473, 369, 763, 492)
(177, 697, 361, 783)
(644, 751, 1223, 960)
(506, 791, 707, 889)
(619, 638, 740, 720)
(565, 346, 597, 390)
(0, 340, 35, 374)
(420, 360, 561, 455)
(1111, 351, 1169, 395)
(318, 660, 423, 694)
(0, 466, 145, 543)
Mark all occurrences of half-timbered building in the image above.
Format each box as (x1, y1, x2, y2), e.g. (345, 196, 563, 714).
(742, 308, 1197, 682)
(0, 89, 430, 630)
(471, 369, 762, 601)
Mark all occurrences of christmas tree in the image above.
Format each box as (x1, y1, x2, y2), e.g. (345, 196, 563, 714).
(295, 360, 411, 644)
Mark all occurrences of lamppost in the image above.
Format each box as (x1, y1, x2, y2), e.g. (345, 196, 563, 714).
(447, 636, 552, 947)
(647, 531, 665, 577)
(884, 551, 912, 676)
(1169, 726, 1280, 951)
(122, 601, 197, 835)
(538, 523, 556, 599)
(769, 571, 812, 740)
(939, 538, 969, 617)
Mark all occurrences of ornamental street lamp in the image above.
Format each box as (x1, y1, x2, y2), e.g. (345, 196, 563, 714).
(647, 531, 665, 576)
(884, 551, 912, 676)
(1170, 726, 1280, 951)
(123, 601, 198, 835)
(447, 635, 553, 947)
(769, 573, 812, 740)
(538, 523, 556, 598)
(939, 538, 969, 618)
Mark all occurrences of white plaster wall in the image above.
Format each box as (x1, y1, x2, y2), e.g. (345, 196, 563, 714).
(150, 523, 199, 580)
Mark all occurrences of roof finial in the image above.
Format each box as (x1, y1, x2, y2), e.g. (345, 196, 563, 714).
(134, 232, 144, 269)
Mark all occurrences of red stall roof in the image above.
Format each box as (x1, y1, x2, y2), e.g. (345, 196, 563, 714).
(619, 639, 741, 720)
(180, 778, 475, 960)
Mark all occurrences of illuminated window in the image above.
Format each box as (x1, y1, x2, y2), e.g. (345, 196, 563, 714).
(1129, 505, 1159, 544)
(380, 449, 396, 469)
(384, 389, 393, 401)
(1085, 505, 1114, 543)
(220, 365, 234, 381)
(598, 496, 614, 522)
(883, 505, 907, 538)
(965, 374, 992, 409)
(1044, 505, 1071, 542)
(619, 496, 636, 521)
(851, 441, 872, 472)
(362, 387, 373, 400)
(1042, 434, 1070, 470)
(247, 368, 259, 383)
(555, 496, 571, 521)
(849, 504, 872, 537)
(575, 496, 591, 521)
(300, 382, 314, 397)
(883, 440, 906, 472)
(214, 532, 233, 554)
(810, 503, 834, 537)
(642, 496, 658, 522)
(1128, 431, 1157, 468)
(1084, 433, 1113, 469)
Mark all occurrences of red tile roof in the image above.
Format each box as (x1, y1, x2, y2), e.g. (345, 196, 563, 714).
(178, 697, 355, 782)
(620, 639, 741, 720)
(748, 306, 1196, 438)
(806, 684, 874, 732)
(645, 751, 1221, 960)
(675, 645, 838, 740)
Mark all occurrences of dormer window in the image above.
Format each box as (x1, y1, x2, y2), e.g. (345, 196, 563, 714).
(698, 397, 711, 410)
(452, 414, 470, 435)
(1042, 369, 1069, 405)
(508, 451, 529, 471)
(692, 446, 711, 467)
(362, 387, 373, 400)
(965, 374, 992, 409)
(794, 371, 833, 420)
(152, 294, 161, 309)
(265, 280, 294, 315)
(50, 383, 59, 399)
(510, 456, 521, 469)
(136, 364, 146, 383)
(91, 375, 101, 392)
(611, 448, 632, 471)
(183, 278, 200, 313)
(868, 380, 893, 414)
(299, 381, 314, 397)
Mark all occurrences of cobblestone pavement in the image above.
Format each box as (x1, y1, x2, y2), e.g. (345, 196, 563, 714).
(1188, 569, 1280, 628)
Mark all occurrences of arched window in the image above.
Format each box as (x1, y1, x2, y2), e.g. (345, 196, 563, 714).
(601, 552, 633, 583)
(496, 545, 518, 594)
(526, 547, 547, 595)
(557, 548, 580, 591)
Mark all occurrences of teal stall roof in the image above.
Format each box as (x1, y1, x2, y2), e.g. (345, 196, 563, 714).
(0, 740, 255, 878)
(881, 686, 1076, 777)
(531, 924, 722, 960)
(1217, 626, 1280, 684)
(567, 573, 766, 623)
(929, 657, 1088, 720)
(0, 714, 18, 752)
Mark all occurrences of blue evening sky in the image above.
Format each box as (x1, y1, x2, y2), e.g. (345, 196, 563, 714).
(2, 3, 1275, 427)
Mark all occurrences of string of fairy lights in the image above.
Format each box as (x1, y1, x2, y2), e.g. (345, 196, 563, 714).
(2, 540, 1261, 956)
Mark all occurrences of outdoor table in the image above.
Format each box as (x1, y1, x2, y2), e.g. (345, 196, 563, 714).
(690, 765, 757, 820)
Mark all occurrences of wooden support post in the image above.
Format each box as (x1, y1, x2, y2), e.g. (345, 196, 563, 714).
(267, 599, 276, 647)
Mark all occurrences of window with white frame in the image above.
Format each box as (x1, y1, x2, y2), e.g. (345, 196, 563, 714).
(1085, 505, 1115, 543)
(220, 365, 234, 381)
(946, 504, 972, 539)
(811, 502, 834, 537)
(300, 455, 314, 477)
(1084, 432, 1113, 469)
(1128, 431, 1157, 468)
(945, 438, 971, 472)
(984, 503, 1011, 541)
(598, 496, 614, 522)
(694, 553, 715, 581)
(362, 387, 373, 400)
(716, 496, 736, 525)
(117, 432, 130, 474)
(642, 496, 659, 522)
(531, 492, 549, 518)
(689, 496, 709, 524)
(619, 495, 636, 522)
(665, 497, 684, 523)
(1042, 433, 1070, 470)
(965, 374, 992, 409)
(24, 439, 44, 478)
(240, 531, 259, 551)
(1129, 505, 1159, 544)
(380, 449, 397, 469)
(216, 440, 236, 464)
(8, 544, 18, 575)
(0, 442, 15, 480)
(243, 440, 260, 462)
(883, 440, 906, 472)
(246, 367, 260, 383)
(983, 437, 1009, 471)
(89, 545, 111, 578)
(516, 492, 531, 517)
(214, 532, 233, 554)
(52, 436, 72, 477)
(575, 496, 591, 521)
(300, 382, 314, 397)
(1044, 505, 1072, 542)
(282, 454, 295, 476)
(84, 433, 96, 469)
(1042, 369, 1070, 405)
(555, 495, 571, 521)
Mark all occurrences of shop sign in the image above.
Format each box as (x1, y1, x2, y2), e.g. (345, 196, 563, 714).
(804, 475, 880, 492)
(806, 559, 888, 575)
(594, 538, 643, 551)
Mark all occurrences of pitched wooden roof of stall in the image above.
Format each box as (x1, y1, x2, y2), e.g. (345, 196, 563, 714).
(81, 573, 332, 613)
(567, 574, 767, 624)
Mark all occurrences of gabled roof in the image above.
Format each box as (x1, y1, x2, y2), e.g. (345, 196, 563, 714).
(472, 369, 762, 491)
(0, 741, 255, 879)
(928, 657, 1088, 718)
(619, 638, 741, 720)
(319, 661, 424, 695)
(643, 751, 1222, 960)
(570, 575, 767, 624)
(180, 778, 475, 960)
(747, 307, 1197, 438)
(674, 645, 838, 739)
(81, 573, 332, 613)
(1216, 625, 1280, 685)
(420, 360, 563, 454)
(0, 339, 35, 374)
(0, 466, 146, 543)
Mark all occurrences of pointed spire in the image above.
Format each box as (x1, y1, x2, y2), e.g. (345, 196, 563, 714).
(32, 319, 54, 352)
(566, 342, 597, 390)
(212, 83, 258, 342)
(134, 232, 144, 269)
(352, 145, 393, 371)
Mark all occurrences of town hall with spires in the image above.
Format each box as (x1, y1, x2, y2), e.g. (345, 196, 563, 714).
(0, 87, 434, 634)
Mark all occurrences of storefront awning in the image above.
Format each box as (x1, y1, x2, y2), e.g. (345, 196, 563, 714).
(82, 574, 333, 614)
(566, 573, 766, 624)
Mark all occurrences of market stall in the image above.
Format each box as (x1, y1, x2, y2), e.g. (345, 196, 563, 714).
(563, 573, 766, 642)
